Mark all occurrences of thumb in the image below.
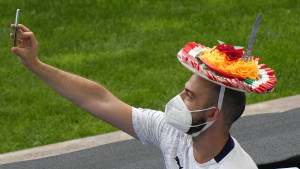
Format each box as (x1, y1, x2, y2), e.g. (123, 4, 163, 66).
(11, 47, 22, 57)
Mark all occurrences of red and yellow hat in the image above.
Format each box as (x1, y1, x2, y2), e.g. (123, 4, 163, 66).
(177, 41, 276, 94)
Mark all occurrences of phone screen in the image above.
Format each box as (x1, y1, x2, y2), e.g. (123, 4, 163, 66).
(14, 9, 20, 47)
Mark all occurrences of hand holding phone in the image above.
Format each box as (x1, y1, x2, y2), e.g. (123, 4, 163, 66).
(10, 19, 39, 69)
(14, 9, 20, 47)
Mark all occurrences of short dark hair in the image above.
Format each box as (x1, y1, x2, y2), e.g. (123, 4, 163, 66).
(205, 86, 246, 127)
(221, 88, 246, 127)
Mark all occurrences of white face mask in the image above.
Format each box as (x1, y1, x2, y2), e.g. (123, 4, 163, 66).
(165, 94, 217, 137)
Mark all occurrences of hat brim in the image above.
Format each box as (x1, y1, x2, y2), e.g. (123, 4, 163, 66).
(178, 42, 277, 94)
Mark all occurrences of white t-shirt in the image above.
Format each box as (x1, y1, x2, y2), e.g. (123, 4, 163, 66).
(132, 107, 258, 169)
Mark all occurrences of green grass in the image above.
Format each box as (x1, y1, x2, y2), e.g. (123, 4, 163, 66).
(0, 0, 299, 153)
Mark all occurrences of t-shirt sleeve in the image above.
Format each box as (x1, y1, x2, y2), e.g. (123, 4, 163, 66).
(132, 107, 168, 147)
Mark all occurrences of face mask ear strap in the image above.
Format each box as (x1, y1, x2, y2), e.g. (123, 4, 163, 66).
(217, 86, 226, 111)
(188, 86, 226, 137)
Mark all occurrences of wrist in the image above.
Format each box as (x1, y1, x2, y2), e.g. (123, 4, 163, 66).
(23, 57, 42, 72)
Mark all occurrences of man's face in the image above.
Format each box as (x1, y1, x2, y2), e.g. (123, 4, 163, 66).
(179, 74, 218, 124)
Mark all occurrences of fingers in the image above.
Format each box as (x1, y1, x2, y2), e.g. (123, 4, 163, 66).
(19, 24, 31, 32)
(11, 24, 30, 32)
(17, 28, 24, 38)
(21, 32, 38, 47)
(10, 33, 22, 45)
(14, 25, 30, 39)
(10, 24, 38, 47)
(11, 45, 25, 58)
(11, 46, 21, 56)
(11, 24, 31, 40)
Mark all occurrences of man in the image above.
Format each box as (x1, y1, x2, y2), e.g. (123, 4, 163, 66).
(10, 24, 261, 168)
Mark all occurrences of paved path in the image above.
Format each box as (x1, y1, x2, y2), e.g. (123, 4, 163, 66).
(1, 95, 300, 168)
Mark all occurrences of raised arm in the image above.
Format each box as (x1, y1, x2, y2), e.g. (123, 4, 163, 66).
(10, 24, 137, 138)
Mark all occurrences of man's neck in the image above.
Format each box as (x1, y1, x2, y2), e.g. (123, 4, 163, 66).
(192, 130, 229, 164)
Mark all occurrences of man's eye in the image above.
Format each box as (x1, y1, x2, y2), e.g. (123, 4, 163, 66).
(187, 93, 192, 99)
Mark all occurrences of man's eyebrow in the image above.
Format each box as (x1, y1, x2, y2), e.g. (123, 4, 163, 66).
(184, 84, 196, 98)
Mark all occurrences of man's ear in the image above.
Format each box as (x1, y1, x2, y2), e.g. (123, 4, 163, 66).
(206, 108, 220, 121)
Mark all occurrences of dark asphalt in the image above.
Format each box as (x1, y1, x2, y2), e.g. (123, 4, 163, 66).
(1, 108, 300, 169)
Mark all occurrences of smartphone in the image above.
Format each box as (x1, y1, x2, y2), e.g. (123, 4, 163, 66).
(14, 9, 20, 47)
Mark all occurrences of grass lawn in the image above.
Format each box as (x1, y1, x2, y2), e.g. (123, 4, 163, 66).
(0, 0, 299, 154)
